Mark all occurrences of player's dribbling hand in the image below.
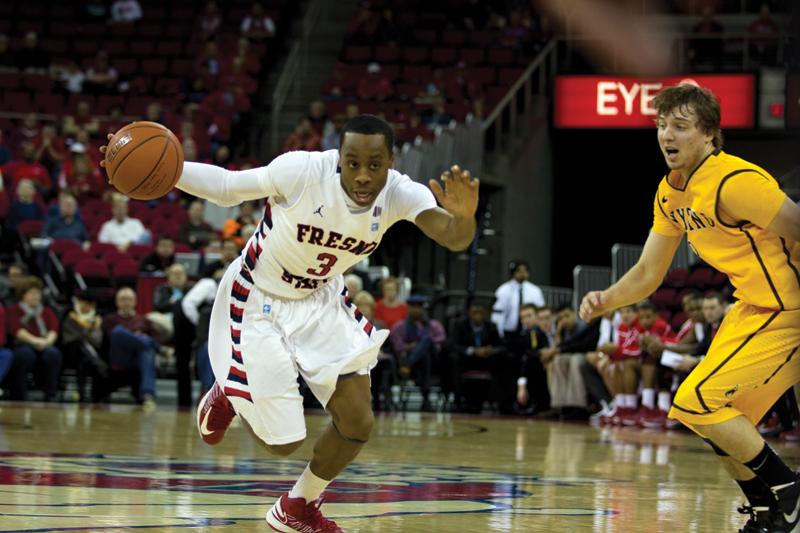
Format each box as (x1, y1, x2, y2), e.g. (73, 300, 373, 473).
(98, 133, 114, 170)
(429, 165, 479, 219)
(579, 291, 607, 322)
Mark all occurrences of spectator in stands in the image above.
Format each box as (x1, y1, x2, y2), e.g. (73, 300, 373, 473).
(203, 238, 240, 275)
(635, 300, 672, 426)
(103, 287, 159, 409)
(6, 277, 62, 401)
(33, 125, 66, 176)
(41, 192, 88, 244)
(84, 0, 109, 20)
(19, 113, 42, 144)
(101, 105, 126, 138)
(344, 273, 363, 296)
(390, 294, 446, 411)
(0, 128, 11, 166)
(0, 303, 12, 393)
(198, 0, 223, 41)
(375, 277, 407, 329)
(178, 262, 224, 404)
(749, 3, 782, 66)
(224, 57, 258, 95)
(3, 142, 51, 194)
(98, 195, 150, 251)
(196, 41, 223, 81)
(144, 102, 166, 125)
(308, 100, 329, 136)
(321, 113, 346, 151)
(491, 260, 545, 338)
(7, 180, 43, 232)
(0, 264, 29, 308)
(84, 52, 119, 95)
(140, 237, 176, 274)
(54, 61, 86, 94)
(146, 263, 189, 342)
(640, 291, 705, 358)
(179, 201, 216, 251)
(462, 0, 491, 30)
(58, 147, 105, 202)
(353, 290, 394, 410)
(15, 32, 49, 74)
(110, 0, 143, 24)
(241, 1, 276, 41)
(235, 38, 260, 75)
(346, 3, 378, 45)
(689, 5, 725, 69)
(510, 303, 551, 414)
(222, 201, 257, 249)
(425, 102, 455, 129)
(539, 305, 601, 419)
(374, 7, 402, 46)
(63, 101, 101, 138)
(321, 69, 348, 101)
(536, 305, 557, 346)
(60, 292, 107, 402)
(357, 63, 394, 101)
(283, 118, 322, 153)
(450, 302, 509, 413)
(0, 34, 15, 72)
(675, 292, 727, 374)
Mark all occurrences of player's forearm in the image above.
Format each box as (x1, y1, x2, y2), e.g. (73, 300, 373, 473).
(176, 162, 266, 207)
(442, 214, 476, 251)
(603, 262, 661, 311)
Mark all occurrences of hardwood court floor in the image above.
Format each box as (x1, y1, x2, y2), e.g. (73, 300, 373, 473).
(1, 403, 797, 532)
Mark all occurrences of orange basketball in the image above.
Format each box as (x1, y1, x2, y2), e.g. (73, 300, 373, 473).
(103, 121, 184, 200)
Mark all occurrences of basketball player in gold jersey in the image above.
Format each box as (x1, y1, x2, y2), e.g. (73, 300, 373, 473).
(580, 84, 800, 532)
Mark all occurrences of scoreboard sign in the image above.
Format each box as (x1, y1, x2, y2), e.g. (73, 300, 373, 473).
(555, 74, 755, 129)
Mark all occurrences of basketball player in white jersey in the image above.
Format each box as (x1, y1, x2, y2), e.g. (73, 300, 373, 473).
(104, 115, 478, 532)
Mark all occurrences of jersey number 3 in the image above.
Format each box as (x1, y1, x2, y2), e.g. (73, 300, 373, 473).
(307, 253, 338, 277)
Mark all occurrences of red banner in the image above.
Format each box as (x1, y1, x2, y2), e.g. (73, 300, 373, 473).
(555, 75, 755, 129)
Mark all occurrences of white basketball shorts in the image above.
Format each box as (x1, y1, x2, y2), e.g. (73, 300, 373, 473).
(207, 258, 388, 445)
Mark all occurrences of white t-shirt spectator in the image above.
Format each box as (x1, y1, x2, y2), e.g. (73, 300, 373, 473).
(111, 0, 143, 23)
(98, 217, 148, 248)
(491, 279, 545, 336)
(181, 278, 218, 325)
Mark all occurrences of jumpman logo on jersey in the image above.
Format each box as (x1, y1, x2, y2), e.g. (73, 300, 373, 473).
(313, 205, 324, 217)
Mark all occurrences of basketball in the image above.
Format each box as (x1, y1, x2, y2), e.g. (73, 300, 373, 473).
(103, 121, 184, 200)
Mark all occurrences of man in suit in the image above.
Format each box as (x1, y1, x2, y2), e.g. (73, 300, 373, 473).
(508, 304, 551, 414)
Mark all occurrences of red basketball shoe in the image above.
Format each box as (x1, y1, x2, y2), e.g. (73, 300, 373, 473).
(267, 494, 345, 532)
(196, 382, 236, 445)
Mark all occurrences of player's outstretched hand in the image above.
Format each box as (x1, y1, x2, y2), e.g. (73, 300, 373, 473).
(429, 165, 479, 220)
(98, 133, 114, 170)
(579, 290, 607, 322)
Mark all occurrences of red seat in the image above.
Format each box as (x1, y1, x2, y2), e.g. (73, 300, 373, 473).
(343, 46, 371, 63)
(174, 243, 192, 254)
(115, 58, 139, 77)
(129, 42, 155, 56)
(0, 73, 19, 90)
(41, 39, 68, 54)
(441, 29, 467, 47)
(4, 92, 33, 112)
(431, 47, 458, 66)
(401, 47, 428, 64)
(170, 58, 193, 76)
(402, 65, 432, 81)
(487, 48, 515, 66)
(18, 219, 44, 239)
(49, 239, 81, 258)
(74, 258, 111, 286)
(112, 260, 140, 286)
(127, 244, 153, 262)
(687, 267, 715, 289)
(665, 268, 689, 288)
(671, 312, 688, 332)
(89, 242, 118, 260)
(103, 40, 128, 56)
(469, 30, 495, 47)
(73, 40, 100, 57)
(374, 46, 400, 63)
(412, 29, 437, 45)
(460, 48, 485, 65)
(37, 94, 65, 115)
(497, 67, 524, 85)
(103, 250, 132, 265)
(156, 41, 183, 56)
(468, 67, 496, 85)
(141, 58, 167, 76)
(651, 287, 677, 310)
(61, 249, 92, 270)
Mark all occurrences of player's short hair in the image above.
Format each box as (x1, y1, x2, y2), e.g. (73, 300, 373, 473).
(520, 303, 538, 314)
(636, 300, 657, 313)
(339, 114, 395, 154)
(653, 84, 723, 149)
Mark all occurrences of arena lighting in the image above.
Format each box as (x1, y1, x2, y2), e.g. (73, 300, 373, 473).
(554, 74, 755, 128)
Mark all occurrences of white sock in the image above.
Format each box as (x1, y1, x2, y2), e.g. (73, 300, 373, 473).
(288, 464, 331, 503)
(658, 391, 672, 412)
(625, 394, 638, 408)
(641, 388, 656, 410)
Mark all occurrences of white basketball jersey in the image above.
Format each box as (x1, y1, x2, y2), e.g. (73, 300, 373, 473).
(241, 150, 436, 299)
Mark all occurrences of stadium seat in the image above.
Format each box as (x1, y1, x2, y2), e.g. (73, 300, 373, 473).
(401, 47, 428, 64)
(156, 41, 183, 56)
(665, 268, 690, 288)
(431, 48, 458, 66)
(129, 41, 155, 56)
(412, 29, 438, 45)
(487, 48, 515, 66)
(671, 312, 688, 331)
(460, 48, 486, 65)
(374, 46, 400, 64)
(0, 73, 19, 90)
(61, 249, 92, 271)
(687, 267, 715, 289)
(651, 287, 677, 310)
(49, 239, 81, 259)
(17, 220, 44, 239)
(127, 244, 153, 263)
(112, 260, 140, 288)
(402, 65, 432, 81)
(441, 29, 467, 47)
(89, 242, 118, 260)
(344, 46, 371, 63)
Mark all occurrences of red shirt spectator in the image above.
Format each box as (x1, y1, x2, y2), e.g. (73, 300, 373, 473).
(375, 277, 407, 329)
(282, 118, 321, 152)
(103, 309, 155, 338)
(2, 142, 51, 193)
(241, 2, 276, 40)
(58, 153, 105, 201)
(7, 294, 59, 341)
(357, 63, 394, 101)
